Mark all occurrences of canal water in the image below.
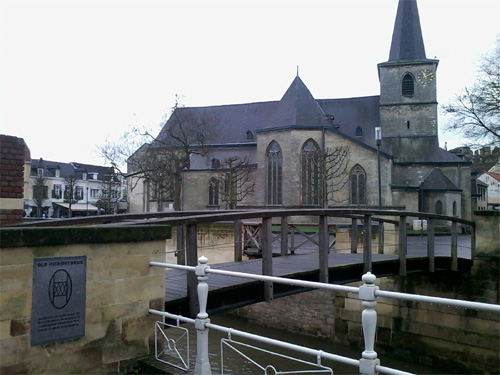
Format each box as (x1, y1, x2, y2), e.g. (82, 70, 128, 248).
(159, 313, 440, 375)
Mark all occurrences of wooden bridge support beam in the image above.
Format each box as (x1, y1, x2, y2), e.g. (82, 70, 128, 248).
(378, 222, 384, 255)
(281, 216, 289, 256)
(351, 218, 358, 253)
(262, 217, 273, 301)
(398, 216, 407, 276)
(427, 218, 435, 272)
(234, 220, 243, 262)
(319, 215, 329, 283)
(451, 221, 458, 271)
(186, 223, 199, 317)
(363, 215, 373, 273)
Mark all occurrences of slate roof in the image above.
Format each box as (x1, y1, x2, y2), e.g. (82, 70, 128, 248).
(421, 168, 461, 191)
(388, 0, 427, 61)
(30, 159, 115, 181)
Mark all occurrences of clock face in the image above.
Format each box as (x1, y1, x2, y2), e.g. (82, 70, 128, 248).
(417, 69, 434, 85)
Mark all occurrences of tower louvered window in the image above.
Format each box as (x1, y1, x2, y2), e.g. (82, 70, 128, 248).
(266, 141, 282, 205)
(402, 73, 414, 97)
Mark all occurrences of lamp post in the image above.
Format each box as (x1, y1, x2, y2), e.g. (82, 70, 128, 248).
(86, 187, 89, 216)
(375, 127, 382, 209)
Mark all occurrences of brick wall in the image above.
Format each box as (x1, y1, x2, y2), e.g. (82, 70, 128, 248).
(1, 135, 29, 226)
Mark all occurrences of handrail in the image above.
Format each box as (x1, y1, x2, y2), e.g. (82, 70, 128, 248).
(151, 257, 499, 375)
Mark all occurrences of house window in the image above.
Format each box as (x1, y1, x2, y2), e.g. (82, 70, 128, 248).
(37, 168, 44, 177)
(402, 73, 414, 97)
(211, 158, 221, 169)
(90, 189, 100, 198)
(301, 139, 320, 205)
(350, 165, 366, 206)
(266, 141, 282, 205)
(55, 168, 60, 178)
(75, 186, 84, 201)
(52, 184, 62, 199)
(208, 177, 219, 206)
(33, 185, 48, 199)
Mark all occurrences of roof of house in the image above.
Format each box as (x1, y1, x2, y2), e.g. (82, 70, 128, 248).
(484, 171, 500, 182)
(30, 159, 115, 181)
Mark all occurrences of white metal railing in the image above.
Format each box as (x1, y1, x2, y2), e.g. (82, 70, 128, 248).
(150, 257, 500, 375)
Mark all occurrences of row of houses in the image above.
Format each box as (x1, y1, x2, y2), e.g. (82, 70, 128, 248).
(24, 157, 127, 219)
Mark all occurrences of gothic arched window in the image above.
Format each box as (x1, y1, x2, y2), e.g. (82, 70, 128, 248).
(208, 177, 219, 207)
(301, 139, 320, 205)
(402, 73, 415, 97)
(266, 141, 282, 205)
(350, 165, 366, 206)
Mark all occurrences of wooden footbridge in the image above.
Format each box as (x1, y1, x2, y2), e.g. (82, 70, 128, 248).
(144, 208, 474, 317)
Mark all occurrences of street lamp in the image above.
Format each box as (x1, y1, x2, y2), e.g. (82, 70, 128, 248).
(375, 127, 382, 209)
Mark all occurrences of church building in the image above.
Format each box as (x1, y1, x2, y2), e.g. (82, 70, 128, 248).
(128, 0, 471, 221)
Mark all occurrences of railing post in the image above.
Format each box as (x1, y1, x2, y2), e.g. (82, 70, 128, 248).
(398, 216, 407, 276)
(359, 272, 380, 375)
(176, 224, 186, 265)
(351, 218, 358, 253)
(319, 214, 329, 283)
(262, 217, 273, 302)
(377, 221, 384, 254)
(234, 220, 243, 262)
(194, 256, 212, 375)
(451, 221, 458, 271)
(186, 223, 199, 316)
(427, 218, 435, 272)
(290, 226, 296, 255)
(363, 214, 372, 273)
(281, 216, 289, 256)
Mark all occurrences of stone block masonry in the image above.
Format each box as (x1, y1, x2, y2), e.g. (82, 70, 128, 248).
(0, 225, 171, 374)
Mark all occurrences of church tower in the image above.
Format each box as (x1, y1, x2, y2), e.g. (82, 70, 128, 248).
(378, 0, 439, 142)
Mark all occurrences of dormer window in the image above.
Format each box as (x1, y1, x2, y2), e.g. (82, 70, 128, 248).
(355, 126, 363, 137)
(402, 73, 414, 97)
(83, 172, 87, 180)
(37, 168, 44, 177)
(55, 168, 60, 178)
(246, 130, 254, 140)
(211, 158, 221, 168)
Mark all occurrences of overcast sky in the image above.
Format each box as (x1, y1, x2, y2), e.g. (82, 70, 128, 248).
(1, 0, 498, 166)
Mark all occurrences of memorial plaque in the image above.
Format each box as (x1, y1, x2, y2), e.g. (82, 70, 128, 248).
(31, 256, 86, 345)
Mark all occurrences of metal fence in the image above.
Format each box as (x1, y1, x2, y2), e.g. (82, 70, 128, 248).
(150, 256, 499, 375)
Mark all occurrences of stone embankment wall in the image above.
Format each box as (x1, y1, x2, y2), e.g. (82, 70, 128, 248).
(0, 225, 170, 374)
(232, 212, 499, 374)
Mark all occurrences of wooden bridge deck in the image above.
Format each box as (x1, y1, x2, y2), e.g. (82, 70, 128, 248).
(164, 235, 472, 315)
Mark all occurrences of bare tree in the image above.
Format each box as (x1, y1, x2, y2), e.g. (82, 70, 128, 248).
(95, 169, 121, 214)
(33, 160, 48, 218)
(303, 146, 350, 207)
(216, 156, 256, 209)
(99, 97, 219, 211)
(63, 175, 79, 218)
(443, 36, 500, 147)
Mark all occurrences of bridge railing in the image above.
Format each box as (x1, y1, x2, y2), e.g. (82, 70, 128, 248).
(150, 256, 499, 375)
(154, 209, 473, 310)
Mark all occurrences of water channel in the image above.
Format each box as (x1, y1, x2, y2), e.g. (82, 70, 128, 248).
(158, 312, 440, 375)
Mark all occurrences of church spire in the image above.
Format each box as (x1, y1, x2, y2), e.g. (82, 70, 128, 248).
(388, 0, 427, 61)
